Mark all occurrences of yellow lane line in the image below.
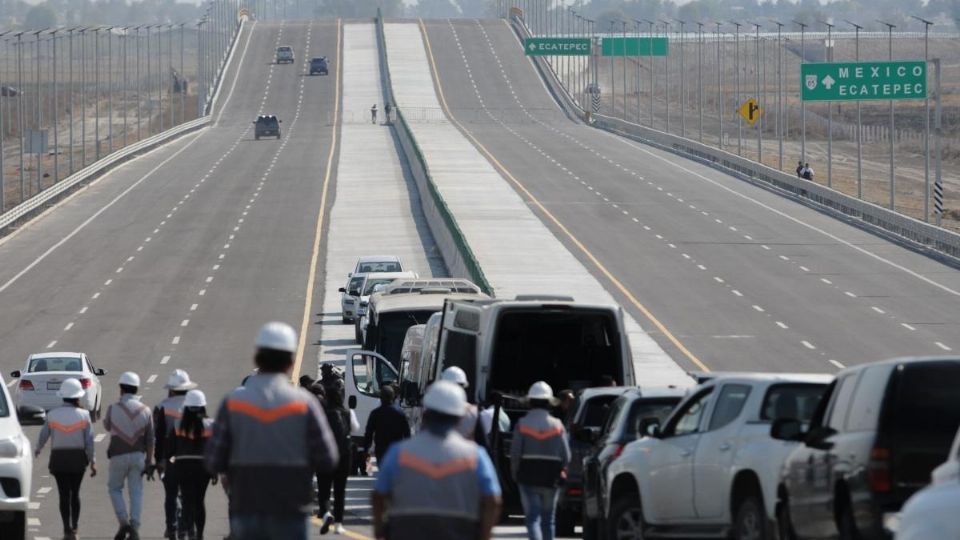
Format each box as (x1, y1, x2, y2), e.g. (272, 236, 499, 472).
(416, 18, 709, 372)
(294, 18, 343, 379)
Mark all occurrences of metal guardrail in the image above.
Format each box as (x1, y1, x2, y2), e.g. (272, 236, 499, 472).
(375, 12, 494, 296)
(0, 116, 209, 235)
(508, 17, 960, 266)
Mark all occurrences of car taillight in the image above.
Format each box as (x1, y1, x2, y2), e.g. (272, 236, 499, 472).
(867, 447, 892, 493)
(567, 487, 583, 496)
(18, 380, 34, 391)
(79, 378, 92, 389)
(610, 443, 626, 462)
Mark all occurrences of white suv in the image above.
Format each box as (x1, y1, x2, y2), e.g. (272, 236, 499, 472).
(0, 373, 42, 540)
(603, 373, 831, 540)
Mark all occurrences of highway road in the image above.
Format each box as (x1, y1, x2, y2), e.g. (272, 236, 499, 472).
(418, 18, 960, 375)
(1, 18, 341, 538)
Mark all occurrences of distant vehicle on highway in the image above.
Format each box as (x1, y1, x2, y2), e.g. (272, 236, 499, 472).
(0, 372, 40, 540)
(603, 372, 830, 540)
(1, 86, 18, 97)
(581, 387, 686, 540)
(275, 46, 294, 64)
(773, 356, 960, 540)
(348, 255, 404, 277)
(339, 271, 417, 325)
(253, 115, 281, 140)
(309, 57, 328, 75)
(10, 352, 105, 420)
(893, 425, 960, 539)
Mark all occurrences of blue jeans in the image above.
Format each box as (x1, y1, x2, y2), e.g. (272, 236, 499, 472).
(108, 452, 145, 529)
(230, 514, 309, 540)
(519, 484, 559, 540)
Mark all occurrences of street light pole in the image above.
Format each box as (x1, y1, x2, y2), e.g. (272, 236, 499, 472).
(106, 27, 114, 154)
(16, 32, 25, 201)
(634, 20, 642, 124)
(51, 29, 59, 183)
(659, 19, 671, 132)
(911, 15, 932, 221)
(621, 20, 627, 119)
(33, 29, 44, 192)
(0, 30, 9, 209)
(180, 23, 186, 124)
(697, 21, 703, 142)
(845, 19, 864, 199)
(716, 21, 722, 150)
(752, 22, 761, 163)
(773, 20, 784, 170)
(643, 19, 654, 127)
(675, 19, 685, 138)
(730, 20, 741, 155)
(793, 20, 807, 162)
(878, 20, 896, 210)
(609, 20, 616, 116)
(820, 20, 834, 187)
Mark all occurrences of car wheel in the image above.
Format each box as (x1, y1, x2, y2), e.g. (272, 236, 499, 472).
(776, 495, 797, 540)
(733, 495, 770, 540)
(556, 507, 576, 537)
(837, 499, 861, 540)
(0, 511, 26, 540)
(607, 493, 645, 540)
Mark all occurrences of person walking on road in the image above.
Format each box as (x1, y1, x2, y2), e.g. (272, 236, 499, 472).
(104, 372, 155, 540)
(371, 104, 378, 124)
(154, 369, 198, 540)
(205, 322, 339, 540)
(170, 390, 215, 540)
(796, 160, 804, 178)
(384, 102, 392, 124)
(362, 386, 410, 465)
(512, 381, 571, 540)
(317, 380, 354, 535)
(34, 378, 97, 540)
(440, 367, 483, 444)
(372, 380, 502, 540)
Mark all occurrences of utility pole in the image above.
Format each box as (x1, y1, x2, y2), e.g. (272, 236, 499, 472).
(912, 15, 933, 221)
(845, 19, 864, 199)
(879, 20, 896, 210)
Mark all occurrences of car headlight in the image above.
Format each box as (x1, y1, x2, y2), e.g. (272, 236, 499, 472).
(0, 433, 25, 458)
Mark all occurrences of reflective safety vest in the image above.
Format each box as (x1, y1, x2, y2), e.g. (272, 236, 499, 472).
(38, 406, 95, 473)
(173, 418, 213, 461)
(511, 409, 569, 488)
(157, 395, 185, 438)
(387, 430, 482, 540)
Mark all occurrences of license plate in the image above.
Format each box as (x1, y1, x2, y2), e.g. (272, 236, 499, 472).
(46, 382, 61, 391)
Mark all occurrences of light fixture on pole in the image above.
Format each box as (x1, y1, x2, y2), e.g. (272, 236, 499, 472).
(819, 19, 834, 187)
(792, 20, 807, 162)
(911, 14, 933, 221)
(878, 19, 896, 210)
(844, 19, 864, 199)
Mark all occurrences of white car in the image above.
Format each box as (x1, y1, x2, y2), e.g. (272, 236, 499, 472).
(339, 271, 416, 325)
(10, 353, 106, 420)
(893, 426, 960, 540)
(348, 255, 404, 277)
(602, 372, 831, 540)
(0, 373, 40, 540)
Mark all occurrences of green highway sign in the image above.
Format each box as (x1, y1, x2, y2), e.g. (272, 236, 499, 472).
(524, 37, 592, 56)
(801, 61, 926, 102)
(601, 37, 668, 57)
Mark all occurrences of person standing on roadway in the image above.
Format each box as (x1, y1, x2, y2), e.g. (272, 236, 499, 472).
(154, 369, 198, 540)
(103, 371, 155, 540)
(372, 380, 501, 540)
(34, 377, 97, 540)
(440, 366, 483, 444)
(362, 385, 410, 465)
(170, 390, 215, 540)
(511, 381, 571, 540)
(371, 104, 378, 124)
(317, 379, 354, 535)
(205, 321, 339, 540)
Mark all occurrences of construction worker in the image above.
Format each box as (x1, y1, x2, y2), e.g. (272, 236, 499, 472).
(205, 321, 339, 540)
(154, 369, 198, 540)
(372, 380, 501, 540)
(170, 390, 214, 540)
(440, 366, 482, 444)
(34, 378, 97, 540)
(511, 381, 571, 540)
(103, 371, 155, 540)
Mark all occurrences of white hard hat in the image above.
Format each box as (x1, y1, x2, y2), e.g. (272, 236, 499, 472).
(255, 321, 298, 353)
(183, 389, 207, 408)
(423, 380, 467, 417)
(527, 381, 554, 401)
(58, 378, 85, 399)
(440, 366, 469, 388)
(164, 369, 197, 391)
(119, 371, 141, 387)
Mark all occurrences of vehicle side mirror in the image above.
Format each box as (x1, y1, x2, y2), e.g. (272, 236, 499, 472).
(95, 368, 106, 376)
(770, 418, 804, 441)
(338, 287, 346, 293)
(10, 370, 20, 378)
(638, 417, 661, 438)
(17, 405, 45, 426)
(348, 395, 357, 410)
(576, 426, 601, 444)
(803, 425, 837, 450)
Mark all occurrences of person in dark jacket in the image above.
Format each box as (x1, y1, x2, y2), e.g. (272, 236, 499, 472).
(362, 386, 410, 464)
(170, 390, 214, 540)
(317, 381, 354, 535)
(34, 378, 97, 540)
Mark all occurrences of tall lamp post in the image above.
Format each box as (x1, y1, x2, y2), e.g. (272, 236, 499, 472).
(911, 15, 933, 221)
(642, 19, 655, 127)
(696, 21, 704, 142)
(674, 19, 685, 138)
(845, 19, 864, 199)
(659, 19, 672, 132)
(715, 21, 723, 150)
(772, 20, 784, 170)
(730, 20, 741, 155)
(878, 19, 896, 210)
(819, 19, 834, 186)
(793, 20, 807, 162)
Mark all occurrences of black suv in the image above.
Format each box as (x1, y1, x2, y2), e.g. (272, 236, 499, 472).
(309, 57, 328, 75)
(253, 115, 281, 140)
(773, 356, 960, 540)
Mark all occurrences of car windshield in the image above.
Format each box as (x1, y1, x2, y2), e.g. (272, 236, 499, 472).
(28, 357, 83, 373)
(258, 117, 277, 126)
(625, 398, 682, 438)
(760, 383, 827, 423)
(357, 261, 401, 273)
(363, 278, 396, 295)
(579, 394, 620, 429)
(347, 276, 364, 293)
(278, 47, 291, 52)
